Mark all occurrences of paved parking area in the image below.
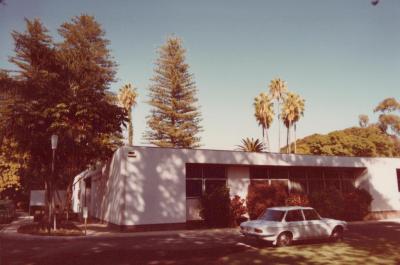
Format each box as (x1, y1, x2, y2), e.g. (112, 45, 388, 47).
(1, 220, 399, 265)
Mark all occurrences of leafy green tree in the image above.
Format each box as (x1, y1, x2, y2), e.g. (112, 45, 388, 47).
(144, 36, 202, 148)
(294, 126, 400, 157)
(254, 92, 274, 151)
(1, 16, 127, 224)
(374, 98, 400, 136)
(358, 114, 369, 128)
(237, 138, 265, 152)
(118, 83, 138, 146)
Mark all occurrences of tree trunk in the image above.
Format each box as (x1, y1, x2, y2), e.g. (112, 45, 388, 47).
(286, 124, 290, 154)
(289, 121, 292, 154)
(294, 123, 297, 154)
(265, 128, 270, 152)
(128, 107, 133, 146)
(278, 103, 281, 152)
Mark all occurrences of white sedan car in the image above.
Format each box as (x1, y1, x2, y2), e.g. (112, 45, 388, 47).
(240, 206, 347, 247)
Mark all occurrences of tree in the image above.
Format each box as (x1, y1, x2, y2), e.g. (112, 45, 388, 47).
(118, 83, 138, 145)
(359, 114, 369, 128)
(281, 92, 304, 153)
(144, 36, 202, 148)
(294, 126, 400, 157)
(254, 93, 274, 151)
(268, 78, 288, 152)
(1, 16, 126, 229)
(237, 138, 265, 152)
(374, 97, 400, 136)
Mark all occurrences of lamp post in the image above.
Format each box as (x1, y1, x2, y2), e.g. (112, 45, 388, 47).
(51, 134, 58, 231)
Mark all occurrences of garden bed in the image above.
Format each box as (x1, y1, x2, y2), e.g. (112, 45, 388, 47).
(18, 222, 84, 236)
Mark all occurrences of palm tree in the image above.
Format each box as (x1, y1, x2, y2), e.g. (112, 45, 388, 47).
(254, 93, 274, 151)
(118, 83, 138, 146)
(236, 138, 265, 152)
(292, 94, 305, 153)
(269, 78, 288, 152)
(281, 92, 305, 153)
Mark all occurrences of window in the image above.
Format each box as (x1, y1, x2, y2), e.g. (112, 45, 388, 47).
(324, 170, 341, 190)
(303, 209, 320, 220)
(307, 168, 324, 193)
(186, 179, 202, 197)
(397, 169, 400, 192)
(289, 167, 307, 193)
(185, 164, 227, 198)
(270, 167, 288, 179)
(285, 210, 304, 222)
(203, 164, 226, 179)
(186, 164, 202, 179)
(258, 209, 285, 221)
(205, 180, 226, 193)
(250, 167, 268, 179)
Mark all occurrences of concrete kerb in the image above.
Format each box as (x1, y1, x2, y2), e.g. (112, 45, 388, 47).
(1, 216, 400, 241)
(0, 216, 240, 241)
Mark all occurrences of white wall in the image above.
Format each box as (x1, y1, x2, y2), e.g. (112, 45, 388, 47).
(73, 146, 400, 225)
(227, 166, 250, 199)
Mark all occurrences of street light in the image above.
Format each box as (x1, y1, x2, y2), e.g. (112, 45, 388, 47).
(51, 134, 58, 231)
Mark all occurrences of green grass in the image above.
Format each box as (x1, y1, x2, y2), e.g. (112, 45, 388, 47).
(219, 222, 400, 265)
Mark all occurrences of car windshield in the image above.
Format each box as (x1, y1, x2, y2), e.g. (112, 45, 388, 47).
(258, 209, 285, 222)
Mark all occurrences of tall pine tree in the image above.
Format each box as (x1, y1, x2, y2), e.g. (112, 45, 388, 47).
(145, 37, 202, 148)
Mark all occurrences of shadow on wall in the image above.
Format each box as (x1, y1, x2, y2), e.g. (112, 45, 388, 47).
(90, 146, 398, 226)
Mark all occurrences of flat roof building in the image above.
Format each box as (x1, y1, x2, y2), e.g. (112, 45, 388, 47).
(72, 146, 400, 228)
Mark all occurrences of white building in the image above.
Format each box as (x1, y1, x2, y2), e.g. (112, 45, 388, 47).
(72, 146, 400, 229)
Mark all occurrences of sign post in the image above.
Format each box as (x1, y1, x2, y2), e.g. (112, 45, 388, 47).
(83, 207, 88, 235)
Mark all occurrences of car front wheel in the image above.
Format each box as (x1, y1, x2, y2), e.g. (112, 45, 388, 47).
(330, 226, 344, 242)
(276, 232, 292, 247)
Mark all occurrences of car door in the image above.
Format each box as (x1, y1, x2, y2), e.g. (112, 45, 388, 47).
(284, 210, 307, 240)
(302, 209, 330, 238)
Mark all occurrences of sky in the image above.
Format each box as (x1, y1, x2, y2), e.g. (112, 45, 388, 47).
(1, 0, 399, 152)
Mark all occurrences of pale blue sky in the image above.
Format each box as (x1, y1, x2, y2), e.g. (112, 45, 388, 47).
(1, 0, 399, 151)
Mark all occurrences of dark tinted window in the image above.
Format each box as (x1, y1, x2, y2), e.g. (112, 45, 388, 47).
(397, 169, 400, 192)
(186, 164, 202, 178)
(203, 165, 226, 179)
(258, 209, 285, 221)
(205, 180, 226, 193)
(285, 210, 304, 222)
(250, 167, 268, 179)
(186, 179, 202, 197)
(303, 209, 320, 220)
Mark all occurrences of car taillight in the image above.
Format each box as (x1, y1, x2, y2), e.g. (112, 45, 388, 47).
(254, 228, 263, 233)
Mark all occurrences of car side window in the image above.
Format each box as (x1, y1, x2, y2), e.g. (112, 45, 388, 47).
(285, 210, 304, 222)
(303, 209, 321, 220)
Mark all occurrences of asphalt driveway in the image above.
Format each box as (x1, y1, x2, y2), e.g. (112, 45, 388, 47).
(1, 221, 399, 265)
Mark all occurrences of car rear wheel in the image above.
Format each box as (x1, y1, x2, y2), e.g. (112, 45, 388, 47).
(330, 226, 344, 242)
(276, 232, 292, 247)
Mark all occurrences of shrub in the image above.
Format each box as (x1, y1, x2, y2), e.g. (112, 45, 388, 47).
(343, 188, 373, 221)
(246, 181, 288, 220)
(230, 195, 247, 226)
(309, 187, 344, 219)
(200, 186, 231, 227)
(286, 193, 310, 206)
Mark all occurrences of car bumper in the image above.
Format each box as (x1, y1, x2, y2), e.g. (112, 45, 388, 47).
(240, 231, 277, 242)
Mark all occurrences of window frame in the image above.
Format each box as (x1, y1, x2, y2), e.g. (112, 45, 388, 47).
(284, 209, 305, 222)
(302, 209, 321, 221)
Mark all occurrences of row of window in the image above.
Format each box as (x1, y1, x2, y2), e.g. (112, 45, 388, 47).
(186, 164, 361, 198)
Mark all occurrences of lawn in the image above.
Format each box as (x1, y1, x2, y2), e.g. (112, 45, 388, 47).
(219, 222, 400, 265)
